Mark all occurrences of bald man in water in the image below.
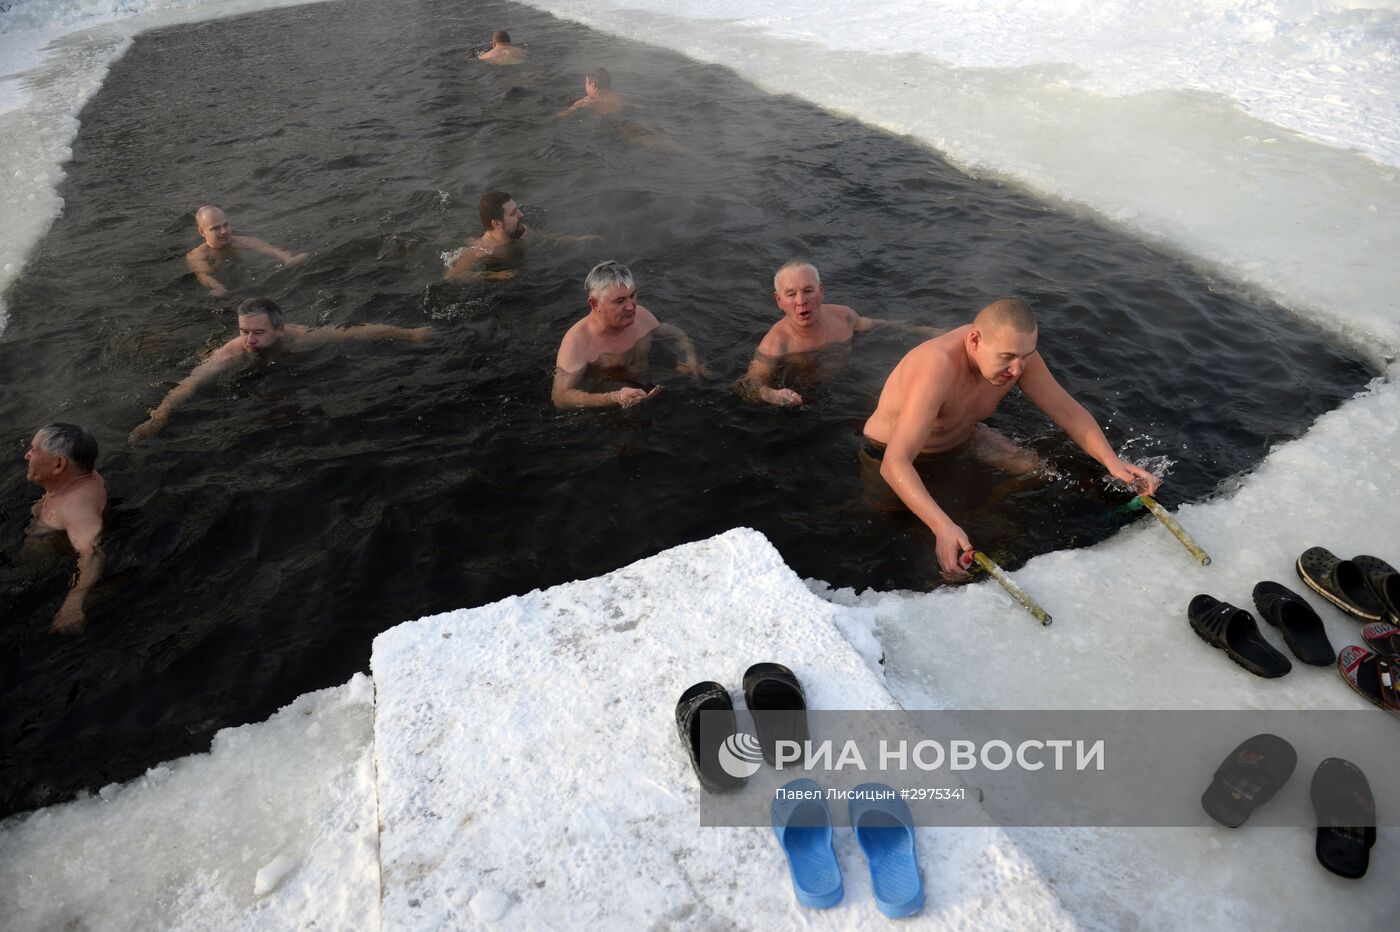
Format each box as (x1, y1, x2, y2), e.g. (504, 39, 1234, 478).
(747, 260, 940, 406)
(864, 297, 1160, 579)
(25, 423, 107, 632)
(129, 297, 431, 440)
(478, 30, 526, 64)
(186, 205, 308, 296)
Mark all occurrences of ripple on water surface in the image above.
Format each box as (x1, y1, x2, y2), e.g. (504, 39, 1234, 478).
(0, 0, 1373, 816)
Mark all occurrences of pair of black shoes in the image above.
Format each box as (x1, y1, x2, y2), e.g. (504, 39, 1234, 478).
(1296, 547, 1400, 624)
(1189, 582, 1335, 678)
(1202, 734, 1376, 879)
(675, 663, 808, 793)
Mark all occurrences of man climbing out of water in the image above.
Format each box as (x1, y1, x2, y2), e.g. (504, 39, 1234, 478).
(444, 191, 601, 282)
(552, 260, 710, 409)
(24, 423, 107, 633)
(128, 298, 431, 440)
(558, 67, 627, 116)
(863, 297, 1160, 580)
(746, 260, 942, 406)
(478, 29, 526, 64)
(186, 205, 308, 297)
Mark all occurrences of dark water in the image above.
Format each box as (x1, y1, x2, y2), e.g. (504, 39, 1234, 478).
(0, 0, 1372, 816)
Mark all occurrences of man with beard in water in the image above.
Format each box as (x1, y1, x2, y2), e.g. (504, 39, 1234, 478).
(552, 260, 709, 409)
(24, 423, 107, 633)
(186, 205, 308, 296)
(128, 298, 431, 440)
(863, 297, 1160, 580)
(746, 260, 941, 406)
(445, 191, 599, 282)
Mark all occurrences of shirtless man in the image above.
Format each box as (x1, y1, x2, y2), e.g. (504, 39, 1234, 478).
(445, 191, 600, 282)
(863, 298, 1160, 579)
(552, 260, 708, 409)
(558, 67, 626, 116)
(129, 298, 431, 440)
(25, 423, 107, 632)
(186, 205, 308, 296)
(445, 192, 527, 282)
(478, 30, 526, 64)
(747, 260, 940, 406)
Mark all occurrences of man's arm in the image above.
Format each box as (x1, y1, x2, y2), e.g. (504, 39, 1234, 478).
(852, 310, 943, 338)
(532, 231, 604, 245)
(186, 249, 228, 296)
(878, 366, 974, 579)
(52, 501, 103, 633)
(444, 247, 496, 282)
(129, 346, 246, 441)
(1017, 354, 1160, 494)
(301, 324, 432, 345)
(653, 322, 710, 378)
(238, 236, 308, 266)
(551, 366, 658, 409)
(745, 327, 802, 406)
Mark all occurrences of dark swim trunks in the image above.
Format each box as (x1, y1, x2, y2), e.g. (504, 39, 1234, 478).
(861, 435, 973, 463)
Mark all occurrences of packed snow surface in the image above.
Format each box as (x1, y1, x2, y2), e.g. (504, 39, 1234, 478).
(370, 529, 1072, 930)
(0, 675, 381, 932)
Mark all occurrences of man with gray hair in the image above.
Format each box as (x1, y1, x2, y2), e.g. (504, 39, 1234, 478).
(24, 423, 107, 632)
(552, 260, 708, 409)
(747, 260, 939, 406)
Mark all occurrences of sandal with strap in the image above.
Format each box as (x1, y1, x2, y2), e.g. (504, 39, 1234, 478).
(1188, 595, 1291, 678)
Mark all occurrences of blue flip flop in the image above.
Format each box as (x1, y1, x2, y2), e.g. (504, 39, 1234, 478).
(771, 778, 843, 909)
(850, 783, 924, 918)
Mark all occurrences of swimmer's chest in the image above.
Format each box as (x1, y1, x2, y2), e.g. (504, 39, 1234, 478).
(932, 380, 1011, 431)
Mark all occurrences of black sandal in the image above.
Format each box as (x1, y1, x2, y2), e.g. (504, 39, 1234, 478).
(1252, 581, 1335, 666)
(1188, 595, 1291, 678)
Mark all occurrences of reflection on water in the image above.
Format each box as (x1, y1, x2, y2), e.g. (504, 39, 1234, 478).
(0, 0, 1373, 815)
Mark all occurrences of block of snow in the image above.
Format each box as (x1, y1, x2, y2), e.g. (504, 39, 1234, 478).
(253, 855, 298, 896)
(371, 527, 1072, 929)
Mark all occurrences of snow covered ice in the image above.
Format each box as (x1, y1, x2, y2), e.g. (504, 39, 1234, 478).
(2, 0, 1398, 928)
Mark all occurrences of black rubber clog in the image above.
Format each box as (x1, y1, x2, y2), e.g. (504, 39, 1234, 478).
(743, 663, 809, 766)
(675, 680, 748, 793)
(1296, 547, 1385, 622)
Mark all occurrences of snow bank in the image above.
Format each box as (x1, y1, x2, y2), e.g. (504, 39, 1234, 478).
(369, 528, 1071, 930)
(0, 674, 381, 932)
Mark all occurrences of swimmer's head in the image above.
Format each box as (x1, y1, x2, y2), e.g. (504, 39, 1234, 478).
(492, 29, 511, 45)
(236, 297, 287, 352)
(195, 205, 233, 248)
(479, 191, 525, 239)
(585, 67, 611, 93)
(968, 298, 1038, 386)
(585, 260, 638, 328)
(773, 261, 824, 328)
(27, 423, 98, 483)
